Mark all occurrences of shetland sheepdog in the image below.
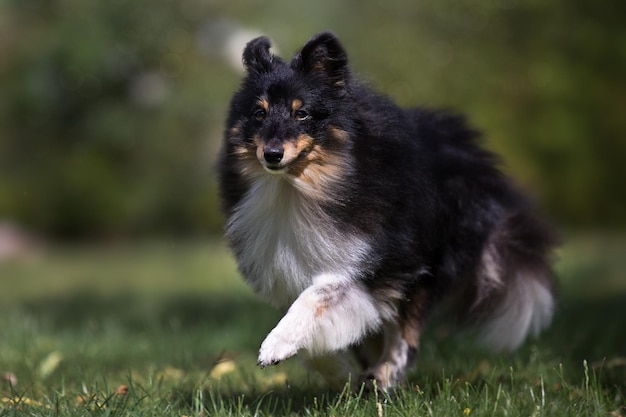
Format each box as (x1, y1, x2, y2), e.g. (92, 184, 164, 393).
(217, 32, 556, 391)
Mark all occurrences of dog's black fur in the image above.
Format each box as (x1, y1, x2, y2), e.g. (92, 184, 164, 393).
(218, 32, 557, 390)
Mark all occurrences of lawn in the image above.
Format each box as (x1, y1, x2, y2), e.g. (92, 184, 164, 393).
(0, 236, 624, 416)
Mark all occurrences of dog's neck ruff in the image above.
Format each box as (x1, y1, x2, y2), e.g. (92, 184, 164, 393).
(226, 174, 370, 308)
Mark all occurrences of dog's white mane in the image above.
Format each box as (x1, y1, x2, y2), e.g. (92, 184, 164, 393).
(226, 175, 371, 308)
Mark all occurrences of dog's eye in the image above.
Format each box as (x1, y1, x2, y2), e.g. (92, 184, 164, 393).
(294, 110, 309, 121)
(254, 109, 267, 121)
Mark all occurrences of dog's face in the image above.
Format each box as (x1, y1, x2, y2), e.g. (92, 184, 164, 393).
(224, 32, 353, 191)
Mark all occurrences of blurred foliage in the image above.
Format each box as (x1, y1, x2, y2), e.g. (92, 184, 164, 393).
(0, 0, 624, 239)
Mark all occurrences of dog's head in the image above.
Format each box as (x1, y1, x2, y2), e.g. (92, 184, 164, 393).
(224, 32, 353, 191)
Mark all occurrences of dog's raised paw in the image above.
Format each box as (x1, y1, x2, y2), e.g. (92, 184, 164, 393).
(257, 333, 299, 367)
(256, 358, 279, 368)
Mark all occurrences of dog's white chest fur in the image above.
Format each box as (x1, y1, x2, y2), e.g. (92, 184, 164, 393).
(226, 176, 370, 308)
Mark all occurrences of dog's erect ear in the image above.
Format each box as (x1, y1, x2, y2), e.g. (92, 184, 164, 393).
(293, 32, 349, 85)
(242, 36, 274, 74)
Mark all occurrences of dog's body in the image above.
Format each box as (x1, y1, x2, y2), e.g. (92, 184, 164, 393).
(218, 32, 556, 390)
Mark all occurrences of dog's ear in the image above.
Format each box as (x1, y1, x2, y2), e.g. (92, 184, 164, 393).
(293, 32, 349, 86)
(242, 36, 274, 74)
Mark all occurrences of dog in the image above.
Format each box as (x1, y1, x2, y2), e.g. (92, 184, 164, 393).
(217, 31, 557, 391)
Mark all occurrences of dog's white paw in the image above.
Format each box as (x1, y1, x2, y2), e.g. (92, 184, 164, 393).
(257, 331, 300, 368)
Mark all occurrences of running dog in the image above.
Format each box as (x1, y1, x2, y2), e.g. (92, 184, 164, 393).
(217, 32, 557, 390)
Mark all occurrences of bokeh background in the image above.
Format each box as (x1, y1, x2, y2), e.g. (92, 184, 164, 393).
(1, 0, 625, 242)
(0, 2, 625, 412)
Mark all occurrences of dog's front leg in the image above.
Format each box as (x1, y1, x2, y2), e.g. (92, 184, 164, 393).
(258, 274, 385, 367)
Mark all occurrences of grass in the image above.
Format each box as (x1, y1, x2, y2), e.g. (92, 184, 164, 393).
(0, 235, 624, 416)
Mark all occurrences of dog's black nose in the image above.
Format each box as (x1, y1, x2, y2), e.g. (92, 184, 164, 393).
(263, 146, 284, 165)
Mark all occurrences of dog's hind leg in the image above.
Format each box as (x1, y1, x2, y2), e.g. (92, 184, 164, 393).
(363, 287, 431, 390)
(362, 322, 412, 390)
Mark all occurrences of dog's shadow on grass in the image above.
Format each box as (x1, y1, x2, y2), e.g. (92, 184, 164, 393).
(20, 289, 626, 353)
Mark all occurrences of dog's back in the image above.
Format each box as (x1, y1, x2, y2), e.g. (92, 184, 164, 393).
(403, 107, 557, 351)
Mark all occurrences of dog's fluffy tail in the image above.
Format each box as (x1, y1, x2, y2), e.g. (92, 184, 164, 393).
(477, 269, 555, 351)
(473, 212, 557, 351)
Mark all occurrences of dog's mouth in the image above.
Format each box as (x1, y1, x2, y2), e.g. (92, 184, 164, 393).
(263, 163, 288, 174)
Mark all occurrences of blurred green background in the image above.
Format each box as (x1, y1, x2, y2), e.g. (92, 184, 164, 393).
(1, 0, 625, 240)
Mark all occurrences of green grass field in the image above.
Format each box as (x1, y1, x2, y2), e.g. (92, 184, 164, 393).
(0, 236, 624, 416)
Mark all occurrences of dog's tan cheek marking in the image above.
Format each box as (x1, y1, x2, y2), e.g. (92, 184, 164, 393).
(227, 120, 245, 142)
(296, 134, 315, 157)
(238, 158, 263, 177)
(229, 126, 240, 137)
(234, 141, 258, 160)
(232, 144, 247, 156)
(287, 130, 348, 199)
(287, 134, 316, 176)
(307, 146, 344, 178)
(307, 125, 351, 185)
(234, 150, 264, 179)
(294, 147, 345, 201)
(231, 134, 256, 158)
(282, 141, 300, 163)
(231, 134, 263, 178)
(327, 125, 351, 143)
(255, 139, 264, 163)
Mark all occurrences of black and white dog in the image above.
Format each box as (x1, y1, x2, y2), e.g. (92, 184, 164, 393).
(217, 32, 557, 390)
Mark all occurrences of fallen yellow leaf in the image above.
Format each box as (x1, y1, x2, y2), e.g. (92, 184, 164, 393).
(38, 351, 63, 379)
(156, 366, 185, 381)
(209, 360, 236, 378)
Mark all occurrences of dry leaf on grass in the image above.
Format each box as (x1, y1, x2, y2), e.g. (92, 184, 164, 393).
(38, 351, 63, 379)
(209, 359, 236, 379)
(115, 385, 129, 395)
